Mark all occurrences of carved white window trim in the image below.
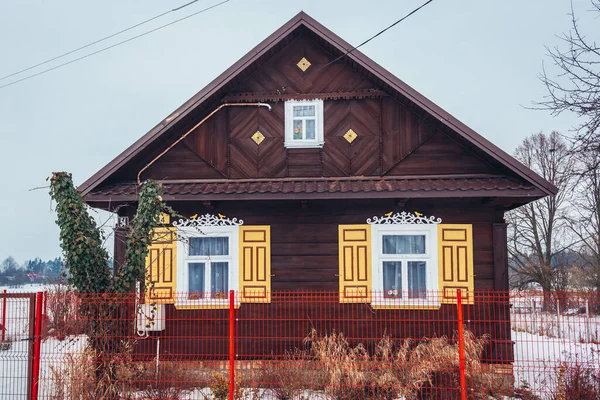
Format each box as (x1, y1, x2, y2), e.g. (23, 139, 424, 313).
(284, 99, 324, 148)
(367, 211, 442, 225)
(371, 224, 440, 308)
(173, 213, 244, 228)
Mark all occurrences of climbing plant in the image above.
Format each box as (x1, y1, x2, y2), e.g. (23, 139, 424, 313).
(49, 172, 169, 293)
(50, 172, 171, 396)
(116, 181, 169, 293)
(49, 172, 111, 293)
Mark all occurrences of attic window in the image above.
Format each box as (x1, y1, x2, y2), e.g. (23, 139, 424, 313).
(284, 100, 324, 148)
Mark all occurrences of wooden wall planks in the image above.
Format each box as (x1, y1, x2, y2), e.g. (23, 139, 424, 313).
(126, 31, 515, 183)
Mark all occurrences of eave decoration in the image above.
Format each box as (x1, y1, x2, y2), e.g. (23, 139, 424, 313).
(173, 213, 244, 228)
(367, 211, 442, 225)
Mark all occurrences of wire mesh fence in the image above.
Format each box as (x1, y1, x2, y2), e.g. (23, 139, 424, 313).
(0, 293, 34, 400)
(0, 289, 598, 399)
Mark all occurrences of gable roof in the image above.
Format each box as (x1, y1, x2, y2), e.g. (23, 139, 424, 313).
(78, 11, 557, 198)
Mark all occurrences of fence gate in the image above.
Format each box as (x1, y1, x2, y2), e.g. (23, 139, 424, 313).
(0, 293, 35, 400)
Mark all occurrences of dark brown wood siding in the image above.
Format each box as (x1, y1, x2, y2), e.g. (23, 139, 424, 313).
(132, 198, 511, 363)
(117, 31, 518, 184)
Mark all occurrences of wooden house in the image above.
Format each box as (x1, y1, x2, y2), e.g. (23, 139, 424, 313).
(80, 12, 556, 366)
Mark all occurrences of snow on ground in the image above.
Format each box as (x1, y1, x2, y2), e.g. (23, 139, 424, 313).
(512, 327, 600, 399)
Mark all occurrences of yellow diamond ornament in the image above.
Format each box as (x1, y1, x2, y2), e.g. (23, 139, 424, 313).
(297, 57, 311, 72)
(344, 129, 358, 143)
(251, 131, 265, 145)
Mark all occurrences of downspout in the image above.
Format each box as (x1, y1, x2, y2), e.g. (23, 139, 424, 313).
(137, 102, 272, 184)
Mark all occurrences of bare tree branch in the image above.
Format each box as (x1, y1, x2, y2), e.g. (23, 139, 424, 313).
(534, 1, 600, 152)
(507, 132, 575, 306)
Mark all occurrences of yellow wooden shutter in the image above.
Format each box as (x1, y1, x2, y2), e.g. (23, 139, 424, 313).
(339, 225, 372, 303)
(145, 227, 177, 304)
(438, 224, 474, 304)
(239, 226, 271, 303)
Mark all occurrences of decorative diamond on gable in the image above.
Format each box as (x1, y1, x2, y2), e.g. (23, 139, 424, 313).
(344, 129, 358, 143)
(297, 57, 311, 72)
(251, 130, 265, 145)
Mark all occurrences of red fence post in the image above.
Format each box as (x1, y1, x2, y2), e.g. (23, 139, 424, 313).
(1, 289, 6, 342)
(31, 292, 43, 400)
(457, 290, 467, 400)
(229, 290, 235, 400)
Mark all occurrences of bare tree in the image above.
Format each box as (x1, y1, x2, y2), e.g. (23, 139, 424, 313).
(537, 1, 600, 154)
(568, 149, 600, 304)
(1, 256, 20, 272)
(508, 132, 574, 309)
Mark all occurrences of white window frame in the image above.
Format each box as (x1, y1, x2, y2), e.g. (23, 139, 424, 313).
(176, 226, 239, 308)
(284, 99, 324, 148)
(371, 224, 439, 308)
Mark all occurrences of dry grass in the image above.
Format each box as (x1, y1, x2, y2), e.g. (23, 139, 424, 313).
(552, 362, 600, 400)
(206, 371, 247, 400)
(48, 347, 121, 399)
(48, 342, 211, 399)
(259, 350, 328, 400)
(45, 284, 83, 340)
(299, 328, 503, 400)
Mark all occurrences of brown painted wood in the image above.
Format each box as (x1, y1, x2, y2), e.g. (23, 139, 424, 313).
(106, 32, 527, 185)
(322, 99, 380, 176)
(381, 97, 437, 174)
(386, 131, 498, 176)
(288, 149, 321, 177)
(493, 223, 509, 291)
(113, 227, 128, 274)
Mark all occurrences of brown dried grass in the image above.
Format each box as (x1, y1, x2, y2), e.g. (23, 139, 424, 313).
(301, 328, 502, 400)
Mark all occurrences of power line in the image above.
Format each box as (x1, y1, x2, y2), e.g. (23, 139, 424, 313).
(271, 0, 435, 92)
(0, 0, 205, 82)
(0, 0, 230, 90)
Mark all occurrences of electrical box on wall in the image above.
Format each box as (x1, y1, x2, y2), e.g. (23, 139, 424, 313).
(136, 304, 165, 332)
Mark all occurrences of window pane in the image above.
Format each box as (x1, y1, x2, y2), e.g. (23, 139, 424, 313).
(383, 261, 402, 298)
(211, 262, 229, 298)
(408, 261, 427, 299)
(382, 235, 425, 254)
(305, 119, 315, 139)
(293, 119, 303, 140)
(189, 237, 229, 256)
(189, 263, 205, 297)
(293, 105, 315, 117)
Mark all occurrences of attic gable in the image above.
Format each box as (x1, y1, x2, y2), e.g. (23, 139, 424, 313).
(79, 11, 556, 199)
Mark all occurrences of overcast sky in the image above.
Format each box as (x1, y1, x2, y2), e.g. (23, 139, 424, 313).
(0, 0, 590, 263)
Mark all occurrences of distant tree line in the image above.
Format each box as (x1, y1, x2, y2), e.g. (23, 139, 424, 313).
(0, 256, 114, 286)
(0, 256, 64, 285)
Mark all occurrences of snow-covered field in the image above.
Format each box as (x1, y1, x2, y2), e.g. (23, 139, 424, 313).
(0, 285, 597, 399)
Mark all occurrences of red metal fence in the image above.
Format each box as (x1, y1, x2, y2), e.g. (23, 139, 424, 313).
(1, 289, 599, 399)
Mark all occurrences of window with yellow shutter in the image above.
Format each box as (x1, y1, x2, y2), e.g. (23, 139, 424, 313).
(338, 225, 372, 303)
(145, 214, 273, 309)
(239, 226, 271, 303)
(339, 212, 475, 309)
(438, 224, 474, 304)
(145, 227, 177, 304)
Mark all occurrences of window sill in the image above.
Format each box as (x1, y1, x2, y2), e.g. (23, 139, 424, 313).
(175, 300, 240, 310)
(284, 140, 324, 149)
(371, 299, 441, 310)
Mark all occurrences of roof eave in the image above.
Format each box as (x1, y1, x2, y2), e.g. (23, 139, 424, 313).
(84, 189, 547, 204)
